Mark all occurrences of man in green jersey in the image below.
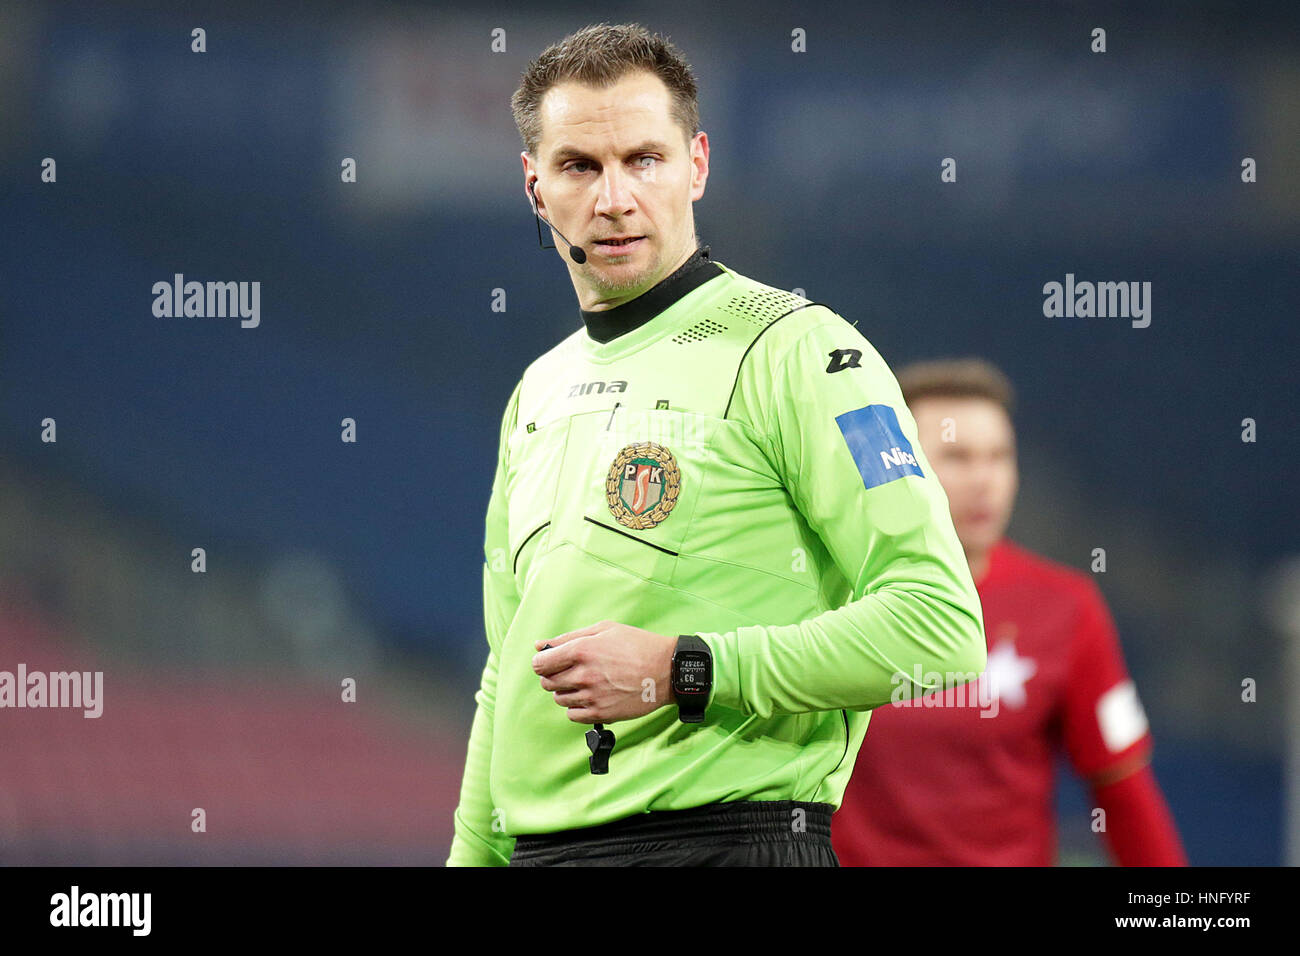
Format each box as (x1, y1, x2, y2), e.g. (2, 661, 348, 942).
(446, 22, 986, 867)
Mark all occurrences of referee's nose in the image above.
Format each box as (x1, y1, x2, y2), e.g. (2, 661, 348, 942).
(594, 165, 638, 221)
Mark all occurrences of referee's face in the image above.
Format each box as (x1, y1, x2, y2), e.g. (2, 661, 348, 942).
(524, 69, 708, 310)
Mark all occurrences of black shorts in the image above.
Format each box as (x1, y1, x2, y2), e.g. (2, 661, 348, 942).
(508, 799, 839, 867)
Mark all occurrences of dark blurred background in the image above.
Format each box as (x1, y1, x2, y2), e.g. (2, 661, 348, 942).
(0, 0, 1296, 864)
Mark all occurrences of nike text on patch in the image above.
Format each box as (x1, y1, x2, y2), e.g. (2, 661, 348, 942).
(1096, 679, 1149, 752)
(835, 404, 924, 489)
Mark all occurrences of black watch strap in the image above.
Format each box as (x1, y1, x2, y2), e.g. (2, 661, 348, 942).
(672, 634, 712, 723)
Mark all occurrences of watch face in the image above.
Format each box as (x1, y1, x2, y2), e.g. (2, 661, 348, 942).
(673, 652, 711, 692)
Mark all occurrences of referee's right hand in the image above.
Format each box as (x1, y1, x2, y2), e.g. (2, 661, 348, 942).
(532, 621, 676, 723)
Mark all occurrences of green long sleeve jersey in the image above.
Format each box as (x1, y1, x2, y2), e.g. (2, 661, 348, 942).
(447, 254, 986, 866)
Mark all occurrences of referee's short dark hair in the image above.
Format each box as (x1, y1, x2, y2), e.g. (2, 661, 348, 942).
(511, 22, 701, 158)
(895, 357, 1016, 418)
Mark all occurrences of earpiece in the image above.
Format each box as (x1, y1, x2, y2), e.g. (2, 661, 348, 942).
(528, 179, 587, 264)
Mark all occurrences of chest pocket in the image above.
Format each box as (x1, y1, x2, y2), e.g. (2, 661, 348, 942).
(504, 418, 570, 590)
(556, 406, 721, 582)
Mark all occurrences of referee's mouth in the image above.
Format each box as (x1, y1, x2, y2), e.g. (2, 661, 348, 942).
(592, 235, 645, 255)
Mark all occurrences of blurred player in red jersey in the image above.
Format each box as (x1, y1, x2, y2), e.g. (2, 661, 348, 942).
(832, 358, 1187, 866)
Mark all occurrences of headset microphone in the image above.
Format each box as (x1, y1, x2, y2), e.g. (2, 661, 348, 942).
(528, 180, 587, 264)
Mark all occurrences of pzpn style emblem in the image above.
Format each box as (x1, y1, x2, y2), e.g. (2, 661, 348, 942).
(606, 442, 681, 530)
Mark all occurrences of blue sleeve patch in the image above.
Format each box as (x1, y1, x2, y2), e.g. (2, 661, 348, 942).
(834, 404, 925, 489)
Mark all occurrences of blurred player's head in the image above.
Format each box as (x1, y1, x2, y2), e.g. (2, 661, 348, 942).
(512, 23, 709, 309)
(896, 358, 1018, 567)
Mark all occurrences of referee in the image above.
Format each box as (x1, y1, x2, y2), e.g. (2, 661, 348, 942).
(446, 22, 986, 867)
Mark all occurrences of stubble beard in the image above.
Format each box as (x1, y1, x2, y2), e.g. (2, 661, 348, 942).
(582, 242, 664, 301)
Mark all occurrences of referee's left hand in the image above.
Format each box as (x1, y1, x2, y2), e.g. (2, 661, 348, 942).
(533, 621, 677, 723)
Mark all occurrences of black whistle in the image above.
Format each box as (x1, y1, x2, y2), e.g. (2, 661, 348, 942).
(585, 723, 617, 774)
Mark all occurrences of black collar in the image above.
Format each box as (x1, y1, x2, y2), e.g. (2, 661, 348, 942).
(580, 245, 722, 344)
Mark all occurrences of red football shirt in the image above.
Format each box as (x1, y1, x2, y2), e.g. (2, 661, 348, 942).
(832, 537, 1154, 866)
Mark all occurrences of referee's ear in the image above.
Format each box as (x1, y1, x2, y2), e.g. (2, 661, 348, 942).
(522, 151, 541, 211)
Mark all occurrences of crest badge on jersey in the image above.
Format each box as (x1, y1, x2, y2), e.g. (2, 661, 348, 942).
(606, 442, 681, 530)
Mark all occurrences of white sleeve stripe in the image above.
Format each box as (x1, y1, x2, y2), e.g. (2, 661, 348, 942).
(1096, 679, 1150, 753)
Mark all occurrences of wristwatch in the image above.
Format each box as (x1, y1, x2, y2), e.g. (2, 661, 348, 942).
(671, 634, 713, 723)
